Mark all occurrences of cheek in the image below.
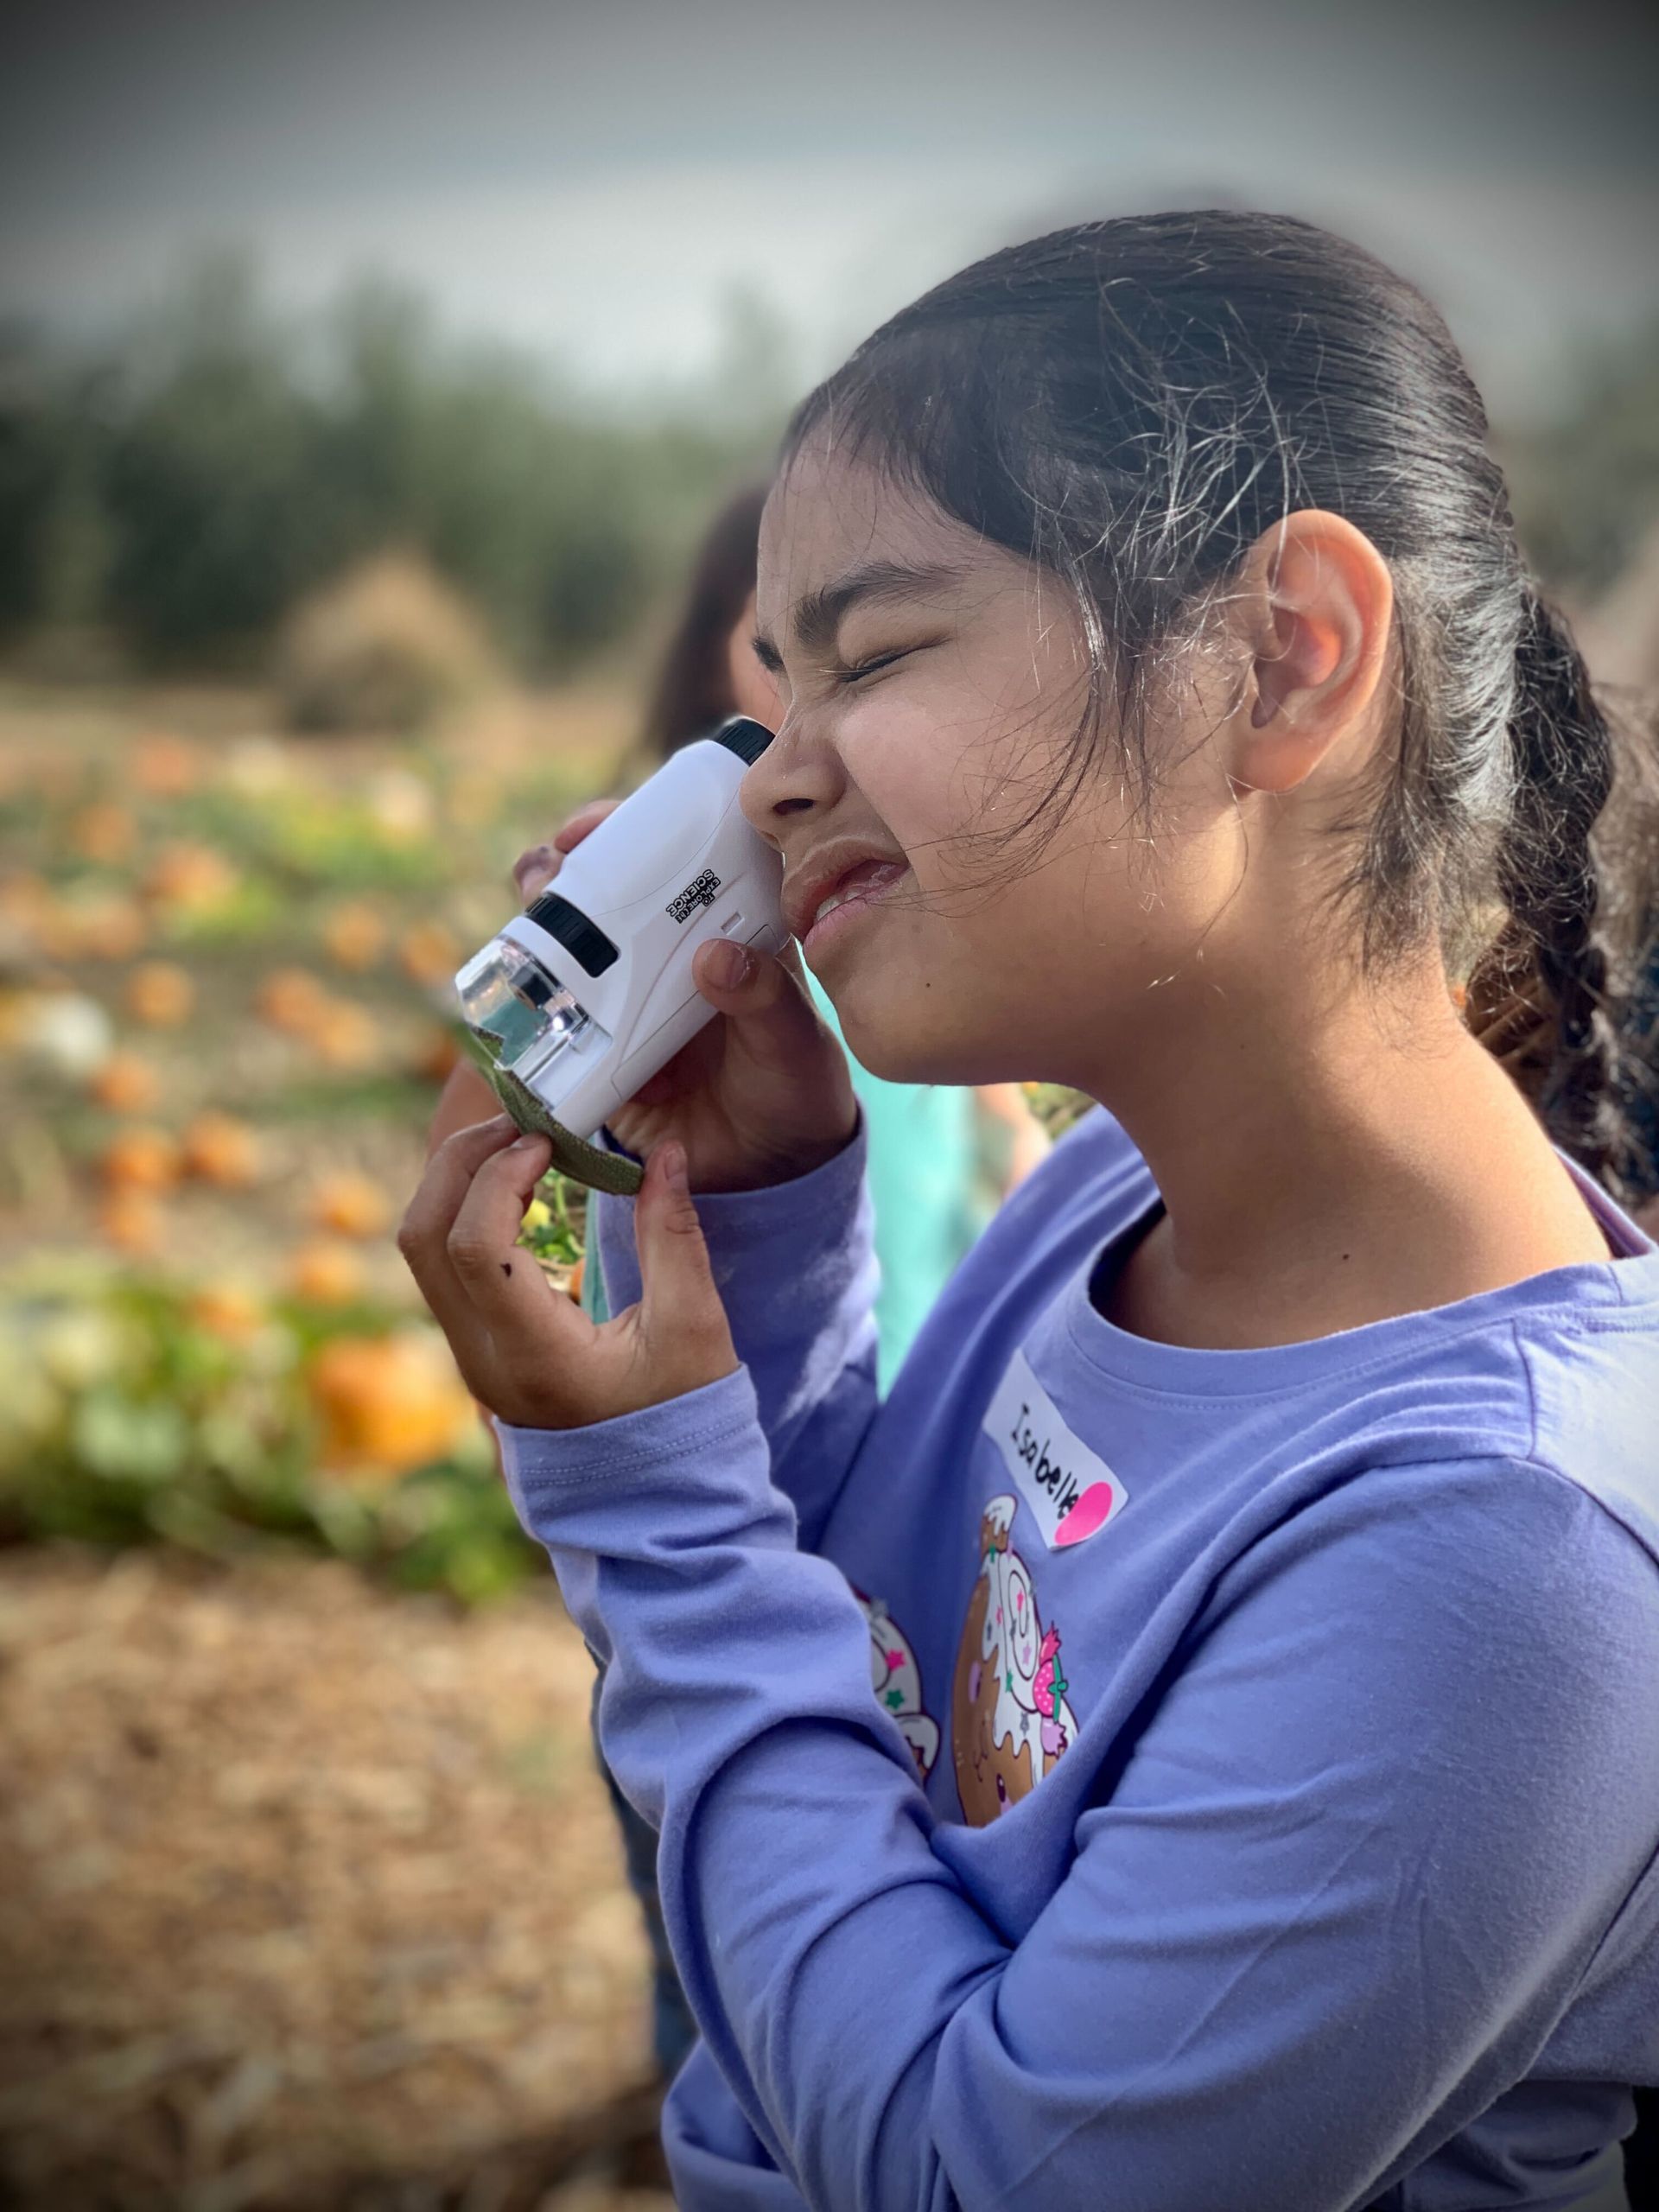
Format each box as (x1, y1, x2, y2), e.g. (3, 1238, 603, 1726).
(824, 690, 1147, 1074)
(840, 699, 999, 887)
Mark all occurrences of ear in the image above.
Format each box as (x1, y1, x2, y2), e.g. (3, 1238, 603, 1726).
(1224, 511, 1395, 797)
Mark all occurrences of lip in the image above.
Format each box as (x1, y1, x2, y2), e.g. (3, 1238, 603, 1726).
(782, 844, 911, 943)
(801, 875, 906, 961)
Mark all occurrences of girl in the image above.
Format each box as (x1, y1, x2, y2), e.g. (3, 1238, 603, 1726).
(399, 213, 1659, 2211)
(425, 484, 1037, 2095)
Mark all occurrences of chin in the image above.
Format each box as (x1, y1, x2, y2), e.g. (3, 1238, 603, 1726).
(833, 985, 997, 1089)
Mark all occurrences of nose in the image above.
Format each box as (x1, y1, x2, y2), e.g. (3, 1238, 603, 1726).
(738, 710, 845, 845)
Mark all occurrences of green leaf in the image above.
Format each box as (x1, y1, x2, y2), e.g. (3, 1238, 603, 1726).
(70, 1391, 192, 1484)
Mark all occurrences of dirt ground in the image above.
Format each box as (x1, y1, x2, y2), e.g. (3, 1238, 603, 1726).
(0, 1545, 676, 2211)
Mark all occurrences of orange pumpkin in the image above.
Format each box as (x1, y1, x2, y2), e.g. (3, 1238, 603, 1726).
(181, 1111, 262, 1188)
(188, 1282, 266, 1345)
(127, 960, 196, 1027)
(306, 1332, 476, 1477)
(288, 1240, 366, 1305)
(309, 1001, 378, 1069)
(131, 735, 200, 797)
(99, 1189, 165, 1255)
(102, 1126, 182, 1192)
(89, 1052, 161, 1113)
(257, 968, 331, 1037)
(144, 842, 238, 914)
(309, 1171, 393, 1240)
(398, 920, 461, 988)
(321, 901, 386, 971)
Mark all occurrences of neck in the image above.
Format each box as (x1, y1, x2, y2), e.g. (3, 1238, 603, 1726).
(1075, 952, 1609, 1348)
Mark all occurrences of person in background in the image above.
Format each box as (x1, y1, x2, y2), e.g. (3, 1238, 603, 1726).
(422, 486, 1046, 2087)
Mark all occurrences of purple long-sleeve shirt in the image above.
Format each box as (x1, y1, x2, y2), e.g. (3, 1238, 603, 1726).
(496, 1106, 1659, 2212)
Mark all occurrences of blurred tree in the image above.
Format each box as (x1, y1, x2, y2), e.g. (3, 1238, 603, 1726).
(5, 253, 1651, 685)
(0, 321, 73, 634)
(0, 256, 781, 679)
(1505, 315, 1659, 601)
(100, 253, 328, 661)
(415, 347, 649, 669)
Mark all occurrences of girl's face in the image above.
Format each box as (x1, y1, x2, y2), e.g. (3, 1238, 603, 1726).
(746, 436, 1258, 1091)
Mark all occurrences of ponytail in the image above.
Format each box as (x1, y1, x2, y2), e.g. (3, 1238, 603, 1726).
(1468, 585, 1644, 1193)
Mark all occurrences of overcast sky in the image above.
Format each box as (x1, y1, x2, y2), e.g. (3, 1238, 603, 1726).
(3, 0, 1656, 423)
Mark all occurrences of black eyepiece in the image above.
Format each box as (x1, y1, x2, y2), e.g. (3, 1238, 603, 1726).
(523, 891, 620, 978)
(711, 715, 773, 766)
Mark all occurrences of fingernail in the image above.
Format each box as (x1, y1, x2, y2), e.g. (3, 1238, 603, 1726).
(660, 1141, 688, 1190)
(708, 941, 753, 991)
(509, 1132, 546, 1154)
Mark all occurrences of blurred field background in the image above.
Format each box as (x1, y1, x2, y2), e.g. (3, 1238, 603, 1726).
(1, 3, 1656, 2207)
(0, 272, 782, 2206)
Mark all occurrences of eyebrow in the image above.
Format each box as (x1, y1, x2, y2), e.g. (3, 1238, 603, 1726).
(753, 559, 966, 669)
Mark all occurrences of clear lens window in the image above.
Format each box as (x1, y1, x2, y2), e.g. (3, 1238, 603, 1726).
(455, 939, 591, 1072)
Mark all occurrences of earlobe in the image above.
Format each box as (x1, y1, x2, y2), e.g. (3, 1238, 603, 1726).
(1231, 710, 1329, 797)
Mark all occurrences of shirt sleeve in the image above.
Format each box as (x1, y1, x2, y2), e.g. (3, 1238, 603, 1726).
(493, 1410, 1659, 2212)
(585, 1110, 881, 1550)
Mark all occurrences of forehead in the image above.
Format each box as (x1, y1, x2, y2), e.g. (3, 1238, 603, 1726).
(755, 433, 990, 631)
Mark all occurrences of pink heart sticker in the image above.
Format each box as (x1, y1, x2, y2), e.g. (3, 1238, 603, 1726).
(1054, 1483, 1116, 1547)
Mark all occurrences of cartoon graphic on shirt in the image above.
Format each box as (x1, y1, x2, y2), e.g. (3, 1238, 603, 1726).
(853, 1587, 940, 1781)
(951, 1494, 1079, 1824)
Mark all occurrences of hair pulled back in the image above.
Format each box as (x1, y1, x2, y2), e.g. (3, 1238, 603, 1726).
(785, 211, 1648, 1191)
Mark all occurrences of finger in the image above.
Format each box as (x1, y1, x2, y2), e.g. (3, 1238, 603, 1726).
(634, 1141, 737, 1378)
(397, 1114, 521, 1374)
(402, 1112, 520, 1246)
(554, 798, 620, 851)
(690, 937, 836, 1077)
(513, 799, 620, 903)
(446, 1131, 590, 1349)
(512, 842, 557, 899)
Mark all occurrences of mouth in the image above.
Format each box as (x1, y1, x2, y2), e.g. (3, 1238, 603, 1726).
(795, 857, 911, 958)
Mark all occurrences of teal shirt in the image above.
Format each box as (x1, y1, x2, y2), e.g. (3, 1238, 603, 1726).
(804, 971, 984, 1392)
(582, 976, 987, 1392)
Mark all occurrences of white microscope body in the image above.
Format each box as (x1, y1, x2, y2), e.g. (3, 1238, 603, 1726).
(454, 718, 786, 1141)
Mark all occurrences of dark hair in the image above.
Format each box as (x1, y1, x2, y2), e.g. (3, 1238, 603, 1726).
(638, 483, 768, 762)
(784, 210, 1652, 1192)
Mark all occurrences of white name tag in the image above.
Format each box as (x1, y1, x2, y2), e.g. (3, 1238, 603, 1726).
(983, 1348, 1128, 1550)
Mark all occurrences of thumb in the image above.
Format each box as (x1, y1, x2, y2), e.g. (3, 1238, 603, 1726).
(692, 938, 827, 1077)
(633, 1141, 737, 1376)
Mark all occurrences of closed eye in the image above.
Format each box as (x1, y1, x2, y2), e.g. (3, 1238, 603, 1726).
(841, 647, 912, 685)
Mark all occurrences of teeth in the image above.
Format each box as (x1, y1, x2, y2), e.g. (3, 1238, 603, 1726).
(810, 860, 904, 931)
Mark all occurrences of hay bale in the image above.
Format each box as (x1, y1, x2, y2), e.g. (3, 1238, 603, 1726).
(276, 554, 500, 734)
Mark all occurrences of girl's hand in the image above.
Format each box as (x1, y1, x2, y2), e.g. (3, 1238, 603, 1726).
(512, 802, 857, 1193)
(397, 1114, 737, 1430)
